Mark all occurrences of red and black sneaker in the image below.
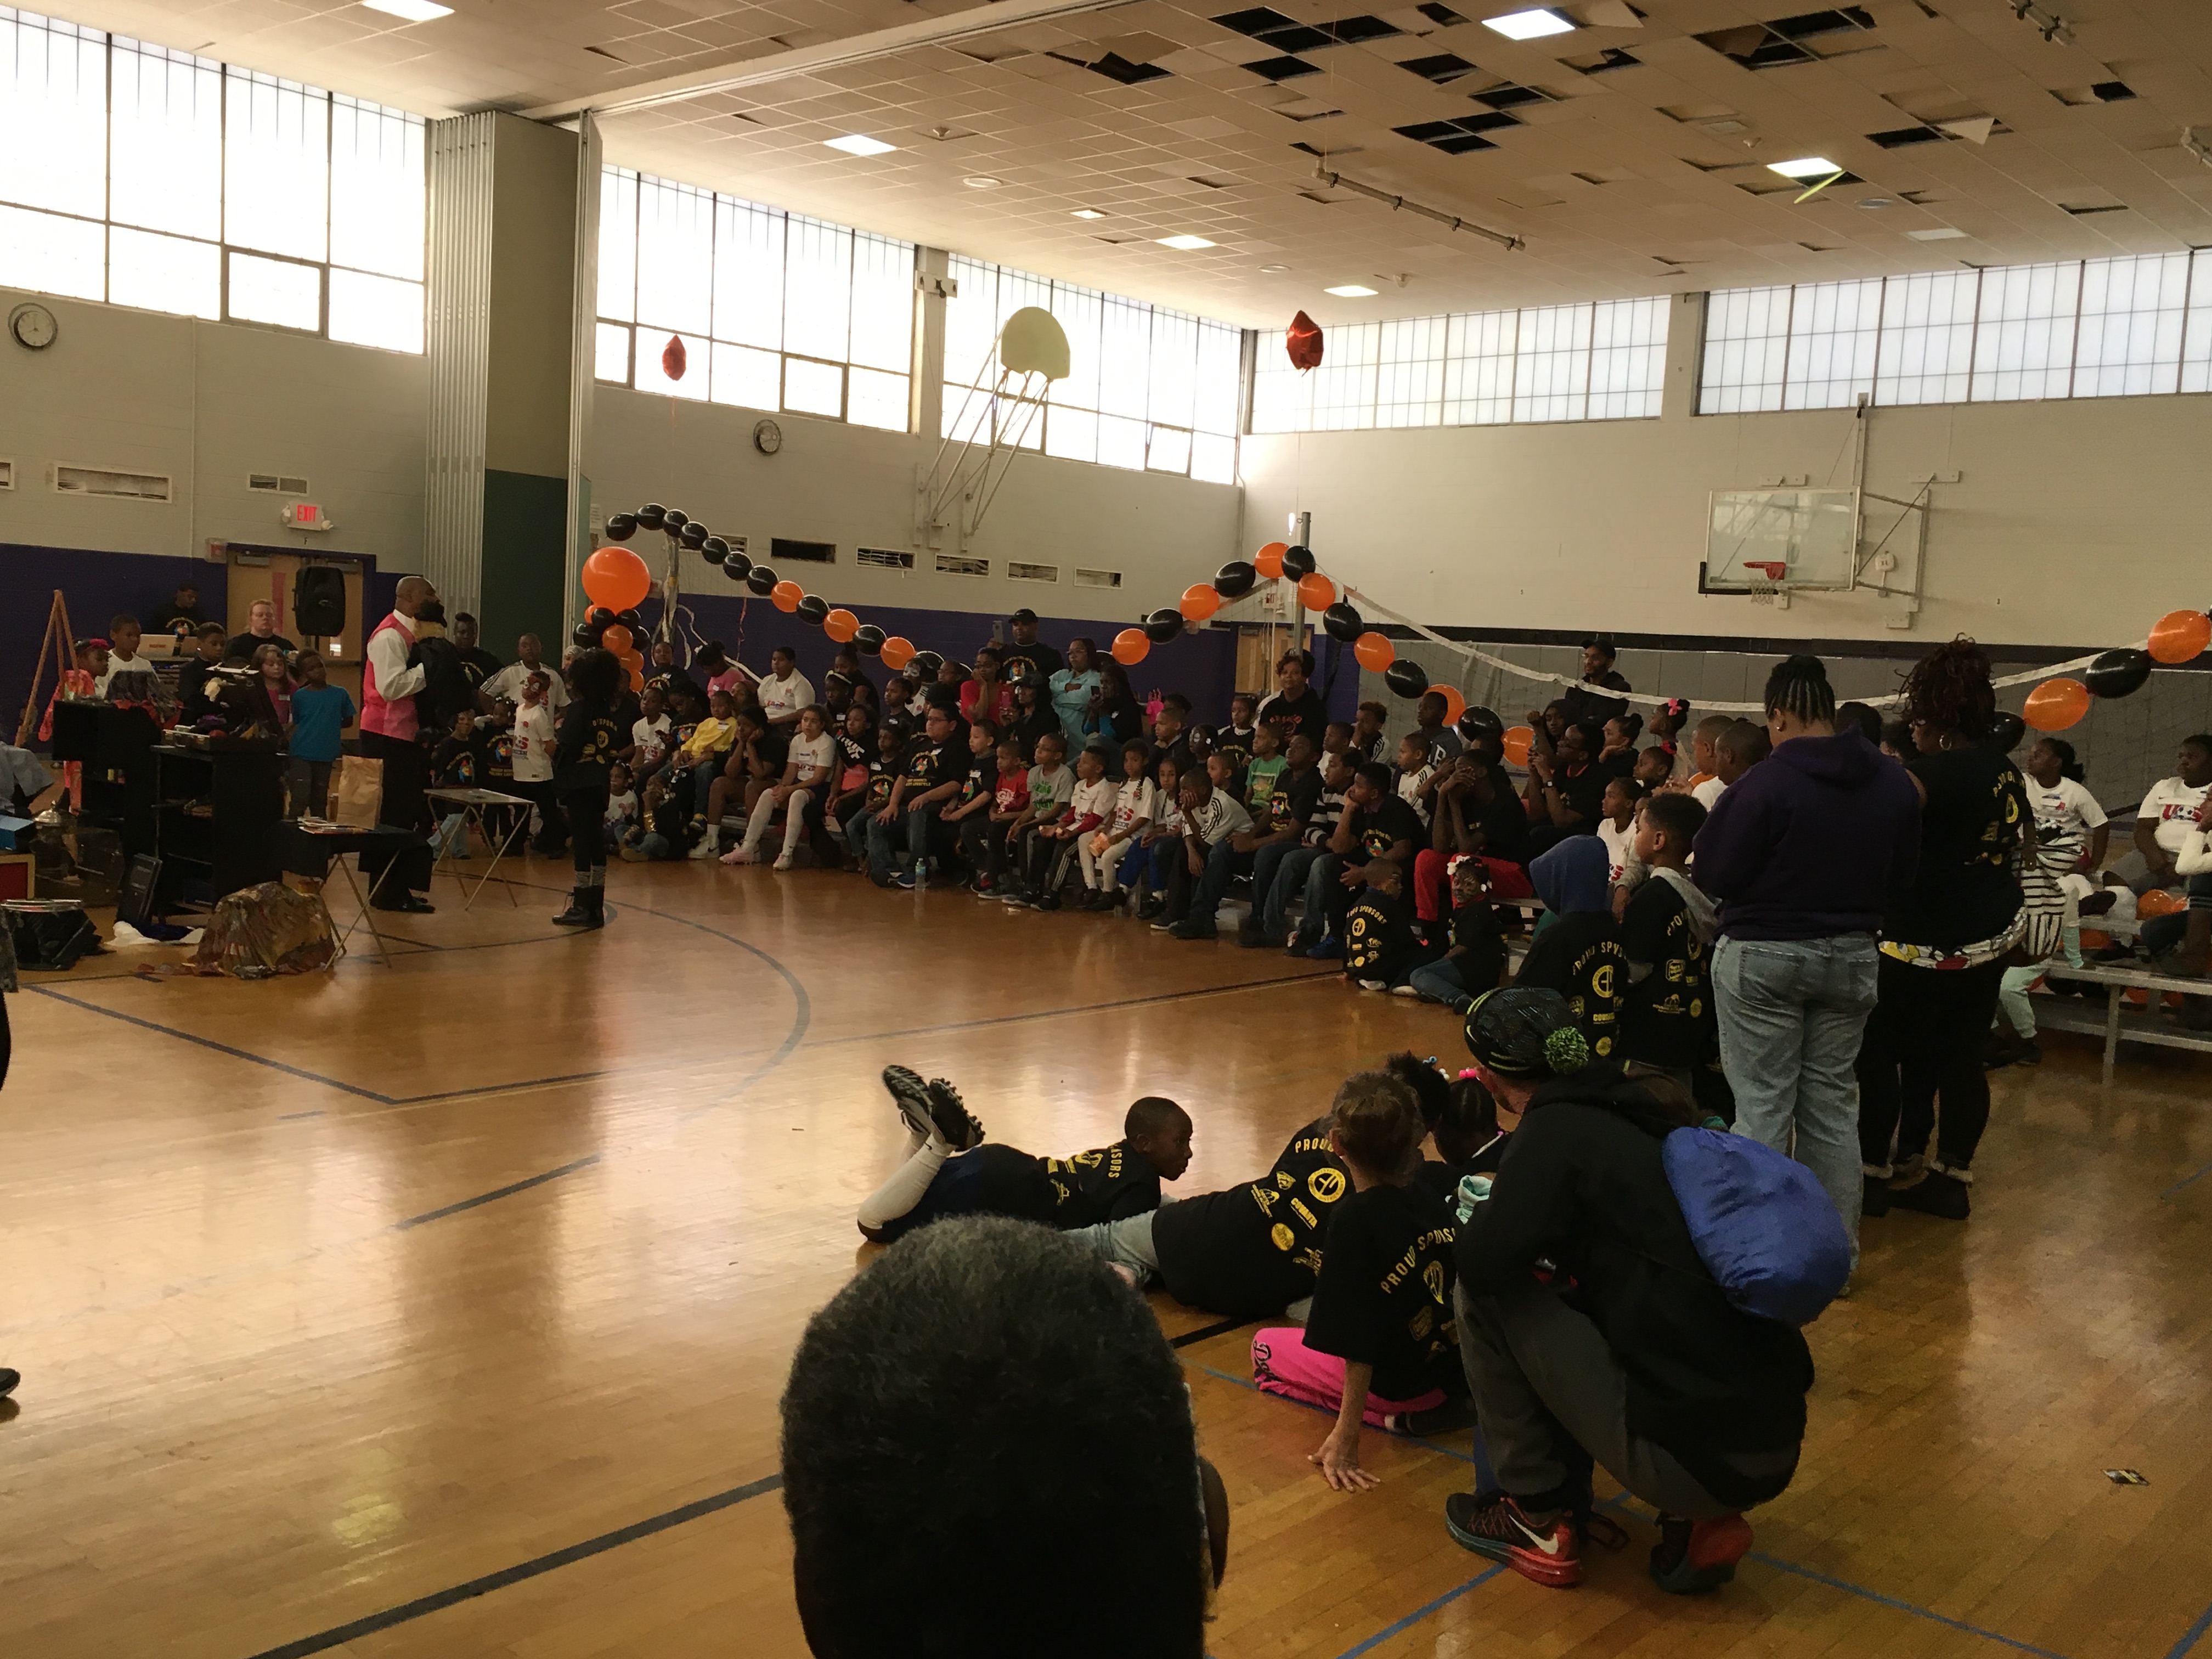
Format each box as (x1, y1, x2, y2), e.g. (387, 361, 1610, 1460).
(1443, 1489, 1583, 1587)
(1649, 1512, 1752, 1594)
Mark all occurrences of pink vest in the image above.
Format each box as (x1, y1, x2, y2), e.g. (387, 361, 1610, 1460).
(362, 612, 418, 741)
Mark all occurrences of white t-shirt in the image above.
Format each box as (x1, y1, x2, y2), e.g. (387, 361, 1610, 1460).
(486, 662, 568, 711)
(511, 702, 555, 783)
(1108, 777, 1158, 839)
(1184, 789, 1254, 846)
(1598, 817, 1638, 888)
(2028, 775, 2106, 836)
(787, 730, 836, 783)
(1068, 775, 1119, 828)
(759, 670, 814, 725)
(1397, 765, 1435, 826)
(95, 650, 156, 696)
(632, 714, 672, 769)
(1692, 776, 1726, 811)
(2138, 775, 2209, 855)
(605, 789, 638, 828)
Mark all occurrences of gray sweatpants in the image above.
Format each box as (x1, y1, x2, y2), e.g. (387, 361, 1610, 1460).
(1454, 1280, 1792, 1520)
(1065, 1211, 1160, 1283)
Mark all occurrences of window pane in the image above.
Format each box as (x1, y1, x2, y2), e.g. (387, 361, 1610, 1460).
(1147, 424, 1192, 475)
(847, 365, 908, 431)
(1194, 321, 1240, 435)
(110, 41, 222, 240)
(635, 329, 708, 400)
(0, 202, 103, 298)
(597, 167, 637, 324)
(225, 69, 329, 261)
(0, 10, 107, 217)
(1311, 321, 1379, 430)
(1779, 279, 1881, 410)
(710, 341, 777, 408)
(943, 255, 997, 394)
(848, 231, 913, 373)
(109, 226, 218, 319)
(785, 216, 852, 362)
(1875, 270, 1976, 407)
(1097, 413, 1146, 470)
(1046, 403, 1097, 463)
(595, 321, 631, 383)
(1191, 431, 1237, 485)
(228, 251, 321, 330)
(1700, 286, 1791, 413)
(1250, 358, 1313, 432)
(2181, 250, 2212, 394)
(1099, 297, 1151, 419)
(635, 176, 713, 335)
(943, 379, 991, 445)
(1588, 297, 1666, 419)
(1971, 262, 2079, 403)
(2073, 252, 2188, 399)
(1148, 311, 1198, 428)
(713, 195, 782, 349)
(1377, 314, 1445, 427)
(331, 95, 424, 281)
(1048, 284, 1103, 413)
(329, 267, 422, 352)
(783, 355, 842, 416)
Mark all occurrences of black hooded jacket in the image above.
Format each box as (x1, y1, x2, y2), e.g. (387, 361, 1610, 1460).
(1453, 1061, 1813, 1508)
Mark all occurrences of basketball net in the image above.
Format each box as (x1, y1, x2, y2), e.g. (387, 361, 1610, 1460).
(1743, 560, 1788, 607)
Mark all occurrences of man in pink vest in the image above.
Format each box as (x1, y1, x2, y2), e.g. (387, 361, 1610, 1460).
(360, 575, 436, 911)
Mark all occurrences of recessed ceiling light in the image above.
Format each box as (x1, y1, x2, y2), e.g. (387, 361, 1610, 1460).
(825, 133, 896, 157)
(361, 0, 453, 19)
(1325, 284, 1379, 297)
(1158, 234, 1216, 250)
(1856, 196, 1896, 209)
(1071, 207, 1108, 219)
(1908, 226, 1968, 240)
(1767, 156, 1841, 178)
(1261, 263, 1289, 273)
(963, 176, 1003, 189)
(1481, 7, 1575, 40)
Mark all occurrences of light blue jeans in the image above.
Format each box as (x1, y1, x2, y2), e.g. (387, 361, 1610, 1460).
(1712, 933, 1880, 1264)
(1408, 955, 1476, 1013)
(1999, 919, 2083, 1037)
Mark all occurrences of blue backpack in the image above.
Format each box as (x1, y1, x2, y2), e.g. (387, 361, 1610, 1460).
(1661, 1127, 1849, 1325)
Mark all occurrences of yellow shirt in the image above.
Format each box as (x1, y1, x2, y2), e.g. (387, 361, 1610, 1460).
(677, 716, 736, 765)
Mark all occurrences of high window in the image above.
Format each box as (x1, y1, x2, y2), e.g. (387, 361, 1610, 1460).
(0, 8, 425, 351)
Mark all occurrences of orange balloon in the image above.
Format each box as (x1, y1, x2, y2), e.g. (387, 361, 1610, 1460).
(1255, 541, 1288, 580)
(1353, 631, 1395, 673)
(2023, 677, 2090, 732)
(771, 580, 803, 613)
(824, 608, 859, 643)
(1111, 627, 1150, 665)
(1180, 584, 1221, 623)
(582, 546, 652, 613)
(600, 623, 633, 656)
(628, 667, 645, 691)
(1501, 726, 1533, 767)
(619, 649, 643, 672)
(1296, 572, 1336, 612)
(880, 635, 915, 671)
(1428, 684, 1467, 725)
(2148, 608, 2211, 664)
(2138, 888, 2187, 918)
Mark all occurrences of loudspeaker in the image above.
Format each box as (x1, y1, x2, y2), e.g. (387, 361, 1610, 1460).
(294, 566, 347, 636)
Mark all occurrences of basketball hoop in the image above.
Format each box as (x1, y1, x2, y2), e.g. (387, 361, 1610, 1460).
(1742, 560, 1788, 607)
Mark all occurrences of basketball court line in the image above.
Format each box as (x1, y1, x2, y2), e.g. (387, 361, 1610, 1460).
(2158, 1158, 2212, 1200)
(810, 966, 1344, 1048)
(394, 1154, 604, 1228)
(2166, 1599, 2212, 1659)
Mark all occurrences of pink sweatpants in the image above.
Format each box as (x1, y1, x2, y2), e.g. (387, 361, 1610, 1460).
(1251, 1327, 1446, 1429)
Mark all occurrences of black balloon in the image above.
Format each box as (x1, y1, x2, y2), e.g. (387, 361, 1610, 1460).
(679, 521, 709, 549)
(1384, 658, 1429, 699)
(1145, 607, 1183, 644)
(587, 606, 616, 628)
(1321, 601, 1364, 643)
(912, 650, 945, 678)
(701, 535, 730, 566)
(1988, 710, 2026, 752)
(1282, 544, 1316, 579)
(604, 512, 637, 542)
(746, 564, 777, 596)
(721, 552, 751, 583)
(1215, 560, 1257, 599)
(635, 503, 667, 531)
(797, 594, 830, 626)
(662, 508, 689, 533)
(616, 608, 642, 630)
(2084, 646, 2153, 699)
(854, 623, 886, 657)
(1459, 704, 1504, 736)
(572, 622, 597, 648)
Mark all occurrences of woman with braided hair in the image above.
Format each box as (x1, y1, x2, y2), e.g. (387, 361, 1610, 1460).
(1440, 987, 1814, 1596)
(1854, 637, 2032, 1222)
(1694, 654, 1921, 1263)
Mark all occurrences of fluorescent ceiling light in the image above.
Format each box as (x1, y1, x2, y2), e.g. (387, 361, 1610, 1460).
(1070, 207, 1107, 219)
(1324, 284, 1379, 297)
(1767, 156, 1841, 178)
(1481, 8, 1575, 40)
(825, 133, 896, 156)
(1907, 226, 1968, 240)
(362, 0, 453, 18)
(1158, 234, 1216, 250)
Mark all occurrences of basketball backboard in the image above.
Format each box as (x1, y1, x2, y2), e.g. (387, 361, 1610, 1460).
(1699, 489, 1859, 594)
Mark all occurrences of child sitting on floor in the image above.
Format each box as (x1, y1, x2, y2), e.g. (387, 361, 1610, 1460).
(1085, 740, 1157, 911)
(1249, 1067, 1465, 1490)
(856, 1068, 1194, 1243)
(1406, 856, 1508, 1013)
(605, 763, 639, 842)
(1517, 836, 1626, 1060)
(1345, 856, 1425, 995)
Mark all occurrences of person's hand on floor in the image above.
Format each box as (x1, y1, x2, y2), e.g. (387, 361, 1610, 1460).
(1310, 1425, 1379, 1492)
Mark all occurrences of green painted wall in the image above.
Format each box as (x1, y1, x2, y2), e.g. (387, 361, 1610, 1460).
(478, 467, 568, 654)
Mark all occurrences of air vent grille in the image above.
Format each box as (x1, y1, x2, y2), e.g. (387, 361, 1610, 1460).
(856, 546, 915, 569)
(771, 538, 836, 564)
(1073, 568, 1123, 589)
(1007, 561, 1060, 583)
(249, 473, 310, 494)
(935, 554, 989, 577)
(55, 464, 171, 501)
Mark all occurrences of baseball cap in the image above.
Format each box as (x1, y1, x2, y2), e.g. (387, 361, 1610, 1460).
(1008, 607, 1039, 625)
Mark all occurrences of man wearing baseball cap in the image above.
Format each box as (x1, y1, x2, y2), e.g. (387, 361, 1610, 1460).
(1002, 608, 1062, 686)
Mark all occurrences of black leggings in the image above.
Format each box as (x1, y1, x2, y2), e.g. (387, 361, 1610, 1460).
(564, 784, 609, 874)
(1856, 955, 2004, 1174)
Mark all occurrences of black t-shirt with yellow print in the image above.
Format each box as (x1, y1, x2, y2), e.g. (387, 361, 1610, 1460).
(1151, 1115, 1350, 1319)
(554, 699, 624, 790)
(973, 1137, 1163, 1229)
(1619, 878, 1716, 1070)
(1516, 912, 1626, 1058)
(1300, 1181, 1463, 1401)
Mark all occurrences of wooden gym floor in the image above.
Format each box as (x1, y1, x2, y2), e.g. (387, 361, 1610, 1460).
(5, 858, 2212, 1659)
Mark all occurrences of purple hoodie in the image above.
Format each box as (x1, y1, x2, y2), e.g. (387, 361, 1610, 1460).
(1692, 730, 1921, 941)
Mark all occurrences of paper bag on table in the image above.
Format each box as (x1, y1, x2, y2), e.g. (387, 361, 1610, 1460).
(330, 754, 383, 827)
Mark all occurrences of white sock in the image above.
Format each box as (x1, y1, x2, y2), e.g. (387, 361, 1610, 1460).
(858, 1141, 952, 1231)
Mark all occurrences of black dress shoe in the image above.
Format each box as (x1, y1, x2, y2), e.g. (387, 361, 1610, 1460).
(374, 894, 436, 914)
(0, 1366, 19, 1398)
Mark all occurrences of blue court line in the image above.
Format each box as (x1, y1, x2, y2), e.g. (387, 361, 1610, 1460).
(2165, 1598, 2212, 1659)
(1746, 1554, 2074, 1659)
(1328, 1567, 1505, 1659)
(2159, 1158, 2212, 1200)
(395, 1156, 603, 1229)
